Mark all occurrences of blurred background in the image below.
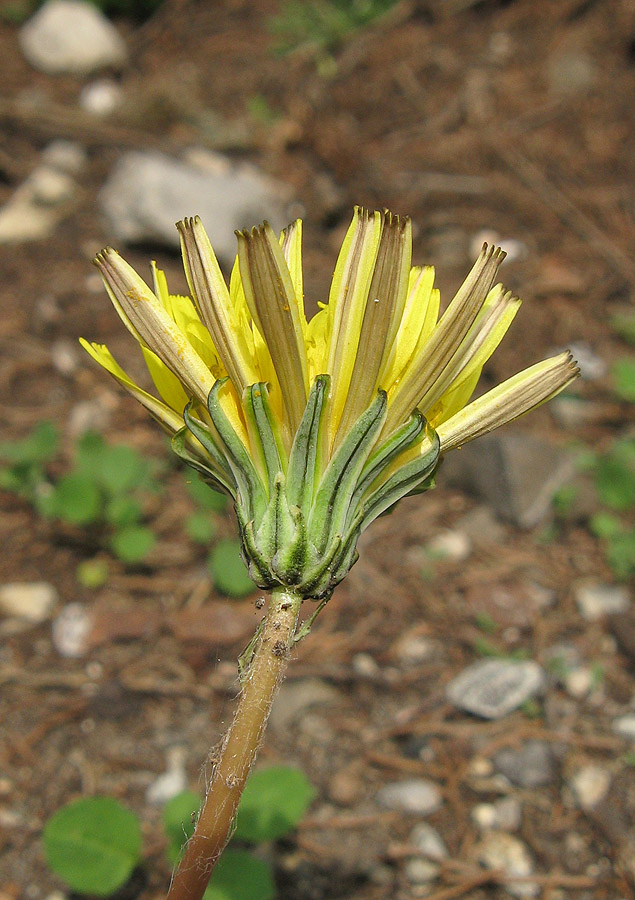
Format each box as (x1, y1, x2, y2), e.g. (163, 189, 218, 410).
(0, 0, 634, 898)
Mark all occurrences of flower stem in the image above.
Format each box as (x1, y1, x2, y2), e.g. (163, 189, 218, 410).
(166, 586, 302, 900)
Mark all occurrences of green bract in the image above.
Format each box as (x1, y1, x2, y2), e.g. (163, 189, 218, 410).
(173, 374, 439, 602)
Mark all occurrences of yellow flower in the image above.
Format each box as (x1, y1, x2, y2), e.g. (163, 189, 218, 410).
(82, 208, 578, 597)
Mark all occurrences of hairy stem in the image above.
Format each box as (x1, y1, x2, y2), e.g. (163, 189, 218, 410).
(166, 586, 302, 900)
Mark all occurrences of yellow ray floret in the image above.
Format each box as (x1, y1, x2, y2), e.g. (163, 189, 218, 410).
(82, 209, 579, 479)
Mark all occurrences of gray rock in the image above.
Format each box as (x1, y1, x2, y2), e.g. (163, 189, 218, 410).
(19, 0, 127, 76)
(446, 659, 546, 720)
(569, 765, 611, 811)
(376, 779, 443, 816)
(268, 678, 338, 732)
(442, 433, 575, 528)
(409, 823, 448, 861)
(99, 150, 293, 263)
(574, 580, 631, 621)
(494, 741, 557, 788)
(0, 581, 58, 623)
(475, 832, 538, 898)
(473, 797, 522, 832)
(613, 714, 635, 740)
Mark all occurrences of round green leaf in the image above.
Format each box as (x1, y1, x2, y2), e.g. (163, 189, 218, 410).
(43, 796, 141, 896)
(186, 511, 217, 544)
(204, 849, 274, 900)
(163, 790, 200, 865)
(612, 358, 635, 402)
(209, 539, 255, 598)
(111, 525, 156, 563)
(105, 495, 143, 528)
(76, 558, 110, 589)
(52, 472, 102, 525)
(234, 766, 316, 843)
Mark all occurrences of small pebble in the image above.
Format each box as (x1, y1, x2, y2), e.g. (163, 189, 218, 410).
(569, 764, 611, 811)
(446, 659, 546, 720)
(494, 741, 557, 788)
(41, 140, 86, 175)
(377, 779, 443, 816)
(352, 652, 380, 677)
(613, 714, 635, 740)
(426, 529, 471, 562)
(409, 822, 448, 861)
(564, 666, 593, 699)
(79, 78, 122, 116)
(405, 858, 440, 885)
(475, 832, 538, 899)
(574, 581, 631, 621)
(52, 602, 91, 657)
(0, 582, 58, 623)
(146, 747, 187, 804)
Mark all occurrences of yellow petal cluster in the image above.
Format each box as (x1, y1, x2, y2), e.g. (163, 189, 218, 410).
(82, 208, 579, 475)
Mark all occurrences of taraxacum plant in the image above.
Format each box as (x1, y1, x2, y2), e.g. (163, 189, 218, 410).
(82, 207, 578, 899)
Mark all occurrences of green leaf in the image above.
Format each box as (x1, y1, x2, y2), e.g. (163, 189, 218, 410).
(110, 525, 156, 563)
(234, 766, 316, 843)
(78, 437, 149, 495)
(163, 790, 200, 865)
(184, 472, 228, 511)
(595, 454, 635, 511)
(185, 511, 217, 544)
(610, 312, 635, 345)
(0, 421, 59, 465)
(612, 358, 635, 402)
(208, 539, 256, 597)
(43, 796, 141, 896)
(76, 558, 110, 589)
(105, 495, 143, 527)
(204, 850, 274, 900)
(605, 528, 635, 580)
(589, 511, 623, 539)
(50, 472, 103, 525)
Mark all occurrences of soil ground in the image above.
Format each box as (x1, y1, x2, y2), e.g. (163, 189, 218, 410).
(0, 1, 634, 898)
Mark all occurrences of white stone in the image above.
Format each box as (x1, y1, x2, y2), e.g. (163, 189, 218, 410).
(409, 823, 448, 861)
(574, 581, 631, 621)
(393, 634, 435, 666)
(472, 803, 497, 830)
(269, 679, 339, 731)
(98, 150, 293, 264)
(352, 652, 380, 676)
(564, 666, 593, 699)
(476, 832, 538, 898)
(19, 0, 127, 76)
(404, 858, 440, 885)
(0, 582, 58, 622)
(613, 714, 635, 740)
(0, 197, 56, 243)
(470, 229, 528, 263)
(80, 78, 122, 115)
(146, 747, 187, 804)
(569, 765, 611, 811)
(377, 779, 443, 816)
(52, 603, 92, 657)
(426, 529, 471, 562)
(446, 659, 546, 720)
(51, 338, 79, 375)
